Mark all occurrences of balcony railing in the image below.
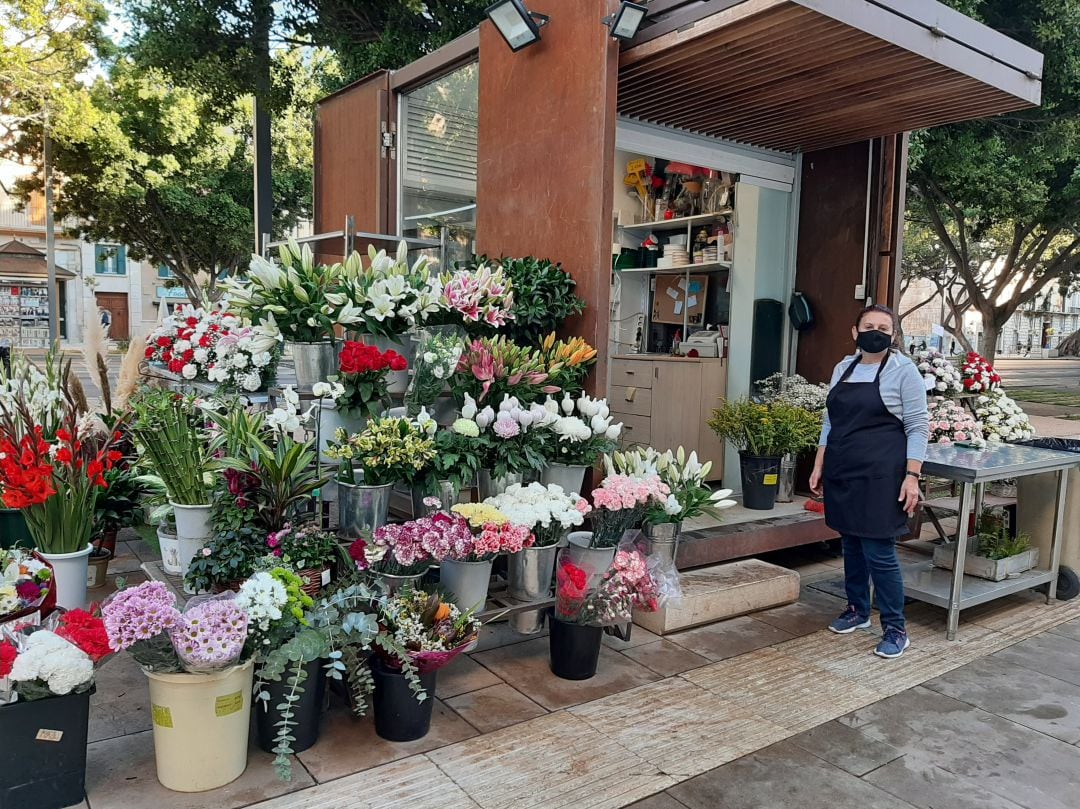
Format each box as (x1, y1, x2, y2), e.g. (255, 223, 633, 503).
(0, 203, 78, 231)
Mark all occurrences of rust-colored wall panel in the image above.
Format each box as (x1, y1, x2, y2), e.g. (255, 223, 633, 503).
(313, 72, 390, 262)
(475, 0, 619, 390)
(794, 141, 871, 384)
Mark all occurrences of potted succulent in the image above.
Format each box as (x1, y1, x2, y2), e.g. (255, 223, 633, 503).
(371, 588, 480, 742)
(549, 546, 662, 680)
(102, 582, 255, 792)
(325, 417, 437, 537)
(129, 388, 214, 584)
(1, 609, 111, 809)
(707, 399, 821, 510)
(537, 393, 622, 496)
(221, 240, 357, 389)
(569, 473, 670, 571)
(485, 482, 591, 633)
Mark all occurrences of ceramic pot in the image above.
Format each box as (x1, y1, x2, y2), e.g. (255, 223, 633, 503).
(158, 524, 181, 575)
(540, 464, 588, 497)
(87, 549, 113, 589)
(288, 340, 338, 390)
(37, 544, 93, 610)
(438, 559, 493, 613)
(641, 522, 682, 569)
(337, 481, 393, 539)
(170, 502, 212, 590)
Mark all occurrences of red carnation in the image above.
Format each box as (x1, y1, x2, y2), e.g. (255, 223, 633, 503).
(156, 336, 172, 348)
(56, 609, 112, 662)
(0, 641, 16, 678)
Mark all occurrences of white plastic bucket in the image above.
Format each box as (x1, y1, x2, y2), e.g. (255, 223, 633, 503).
(38, 544, 92, 610)
(145, 660, 254, 792)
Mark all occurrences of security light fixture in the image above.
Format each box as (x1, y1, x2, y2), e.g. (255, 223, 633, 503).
(603, 1, 648, 41)
(486, 0, 550, 52)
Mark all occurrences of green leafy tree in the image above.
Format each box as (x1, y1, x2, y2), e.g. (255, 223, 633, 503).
(909, 0, 1080, 362)
(11, 52, 327, 304)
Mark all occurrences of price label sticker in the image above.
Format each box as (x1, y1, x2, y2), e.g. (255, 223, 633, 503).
(321, 568, 331, 586)
(35, 729, 64, 742)
(215, 691, 244, 718)
(763, 474, 779, 485)
(152, 705, 173, 728)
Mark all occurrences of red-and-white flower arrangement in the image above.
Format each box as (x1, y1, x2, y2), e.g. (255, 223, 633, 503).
(961, 351, 1002, 393)
(554, 547, 662, 625)
(928, 396, 986, 448)
(1, 609, 111, 704)
(331, 340, 408, 419)
(145, 304, 281, 391)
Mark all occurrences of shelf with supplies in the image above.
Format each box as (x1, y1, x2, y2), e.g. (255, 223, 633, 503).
(617, 211, 732, 233)
(616, 260, 731, 275)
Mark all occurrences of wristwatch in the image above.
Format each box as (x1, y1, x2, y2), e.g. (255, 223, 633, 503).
(905, 471, 923, 481)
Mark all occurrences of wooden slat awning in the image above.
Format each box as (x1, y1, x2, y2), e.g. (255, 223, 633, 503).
(618, 0, 1043, 154)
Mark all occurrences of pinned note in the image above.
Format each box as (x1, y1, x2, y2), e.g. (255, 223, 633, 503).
(666, 287, 679, 300)
(674, 300, 683, 315)
(677, 277, 689, 291)
(687, 295, 698, 309)
(689, 281, 702, 294)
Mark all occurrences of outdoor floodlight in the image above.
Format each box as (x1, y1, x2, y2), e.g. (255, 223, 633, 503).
(486, 0, 549, 52)
(603, 1, 648, 41)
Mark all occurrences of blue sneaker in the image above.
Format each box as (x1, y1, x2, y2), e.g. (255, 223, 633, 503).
(829, 606, 871, 634)
(875, 627, 910, 659)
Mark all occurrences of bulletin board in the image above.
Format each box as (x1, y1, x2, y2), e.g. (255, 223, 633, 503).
(652, 274, 709, 325)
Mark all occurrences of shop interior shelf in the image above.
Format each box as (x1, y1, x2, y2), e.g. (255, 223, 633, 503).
(618, 211, 732, 233)
(900, 559, 1054, 610)
(617, 260, 732, 274)
(921, 493, 1018, 513)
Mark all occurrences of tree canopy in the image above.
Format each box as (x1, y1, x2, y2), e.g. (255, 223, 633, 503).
(908, 0, 1080, 360)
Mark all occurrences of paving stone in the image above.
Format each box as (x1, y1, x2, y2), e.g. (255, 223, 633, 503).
(472, 619, 545, 653)
(85, 729, 311, 809)
(428, 711, 675, 809)
(966, 594, 1080, 636)
(625, 793, 691, 809)
(247, 755, 478, 809)
(128, 535, 162, 563)
(471, 636, 661, 711)
(106, 541, 146, 575)
(295, 699, 477, 782)
(87, 570, 149, 606)
(445, 683, 548, 734)
(435, 653, 503, 699)
(750, 586, 846, 637)
(603, 623, 660, 650)
(787, 720, 904, 777)
(665, 615, 796, 662)
(683, 647, 883, 733)
(991, 631, 1080, 687)
(923, 654, 1080, 743)
(633, 560, 800, 635)
(837, 687, 1080, 809)
(89, 652, 151, 743)
(620, 640, 711, 677)
(570, 677, 788, 779)
(668, 740, 917, 809)
(1046, 617, 1080, 643)
(865, 755, 1028, 809)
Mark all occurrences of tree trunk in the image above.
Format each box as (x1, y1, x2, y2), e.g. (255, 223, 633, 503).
(1059, 327, 1080, 356)
(944, 326, 973, 355)
(979, 321, 1001, 364)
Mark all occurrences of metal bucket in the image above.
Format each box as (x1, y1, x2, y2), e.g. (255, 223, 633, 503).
(289, 341, 338, 390)
(411, 479, 459, 517)
(776, 453, 796, 503)
(540, 464, 588, 497)
(338, 481, 393, 539)
(366, 334, 414, 394)
(439, 559, 493, 614)
(508, 544, 560, 634)
(564, 531, 616, 573)
(477, 470, 523, 501)
(642, 521, 682, 568)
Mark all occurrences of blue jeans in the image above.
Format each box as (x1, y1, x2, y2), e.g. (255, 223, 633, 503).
(842, 535, 906, 632)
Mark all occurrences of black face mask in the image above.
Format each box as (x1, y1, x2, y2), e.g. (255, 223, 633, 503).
(856, 330, 893, 354)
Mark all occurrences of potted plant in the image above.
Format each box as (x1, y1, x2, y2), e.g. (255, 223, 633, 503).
(372, 588, 480, 742)
(537, 393, 622, 495)
(321, 340, 407, 447)
(325, 417, 437, 537)
(485, 482, 591, 633)
(0, 366, 126, 609)
(754, 372, 829, 502)
(221, 240, 355, 389)
(451, 393, 549, 498)
(434, 504, 534, 614)
(267, 523, 341, 596)
(549, 546, 662, 680)
(570, 473, 670, 571)
(183, 526, 266, 594)
(933, 510, 1040, 581)
(707, 399, 821, 510)
(610, 446, 736, 567)
(102, 581, 255, 792)
(1, 609, 111, 809)
(129, 388, 214, 583)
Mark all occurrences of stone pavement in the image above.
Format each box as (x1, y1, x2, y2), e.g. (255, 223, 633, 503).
(73, 539, 1080, 809)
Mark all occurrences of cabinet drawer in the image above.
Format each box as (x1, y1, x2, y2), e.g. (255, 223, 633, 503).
(616, 413, 651, 447)
(608, 385, 652, 418)
(610, 358, 652, 389)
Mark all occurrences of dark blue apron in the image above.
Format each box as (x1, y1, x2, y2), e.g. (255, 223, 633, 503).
(822, 351, 909, 539)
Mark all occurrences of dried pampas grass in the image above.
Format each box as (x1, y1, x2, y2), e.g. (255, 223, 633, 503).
(114, 335, 146, 410)
(83, 311, 113, 414)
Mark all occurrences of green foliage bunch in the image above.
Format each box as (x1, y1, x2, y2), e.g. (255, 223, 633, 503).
(708, 399, 821, 458)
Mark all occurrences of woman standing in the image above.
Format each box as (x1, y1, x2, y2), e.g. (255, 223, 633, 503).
(809, 305, 929, 659)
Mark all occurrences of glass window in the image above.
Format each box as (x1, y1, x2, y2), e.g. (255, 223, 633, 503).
(95, 244, 127, 275)
(398, 62, 478, 269)
(158, 264, 175, 279)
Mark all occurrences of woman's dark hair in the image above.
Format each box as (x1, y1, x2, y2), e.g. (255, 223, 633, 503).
(855, 304, 902, 349)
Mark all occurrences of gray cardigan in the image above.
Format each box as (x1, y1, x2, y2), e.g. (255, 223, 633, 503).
(817, 351, 930, 462)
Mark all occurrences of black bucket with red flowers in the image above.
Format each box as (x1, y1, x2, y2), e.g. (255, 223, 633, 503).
(547, 609, 603, 681)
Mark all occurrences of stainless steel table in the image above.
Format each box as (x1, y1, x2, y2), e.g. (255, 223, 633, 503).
(905, 443, 1080, 640)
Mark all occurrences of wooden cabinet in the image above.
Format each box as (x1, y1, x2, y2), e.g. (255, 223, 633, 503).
(607, 356, 727, 481)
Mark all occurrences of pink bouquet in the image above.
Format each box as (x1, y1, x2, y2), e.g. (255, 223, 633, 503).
(437, 264, 515, 330)
(554, 548, 662, 625)
(928, 396, 986, 447)
(588, 474, 670, 548)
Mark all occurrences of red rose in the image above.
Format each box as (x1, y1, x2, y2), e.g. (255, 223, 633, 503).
(144, 346, 155, 358)
(388, 352, 407, 372)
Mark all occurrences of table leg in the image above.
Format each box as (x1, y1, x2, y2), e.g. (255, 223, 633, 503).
(946, 482, 974, 640)
(1047, 469, 1069, 603)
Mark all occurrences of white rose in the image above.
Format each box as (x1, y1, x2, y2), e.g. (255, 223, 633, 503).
(181, 364, 198, 380)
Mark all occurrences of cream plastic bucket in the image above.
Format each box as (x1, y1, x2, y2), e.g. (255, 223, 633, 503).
(145, 660, 254, 792)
